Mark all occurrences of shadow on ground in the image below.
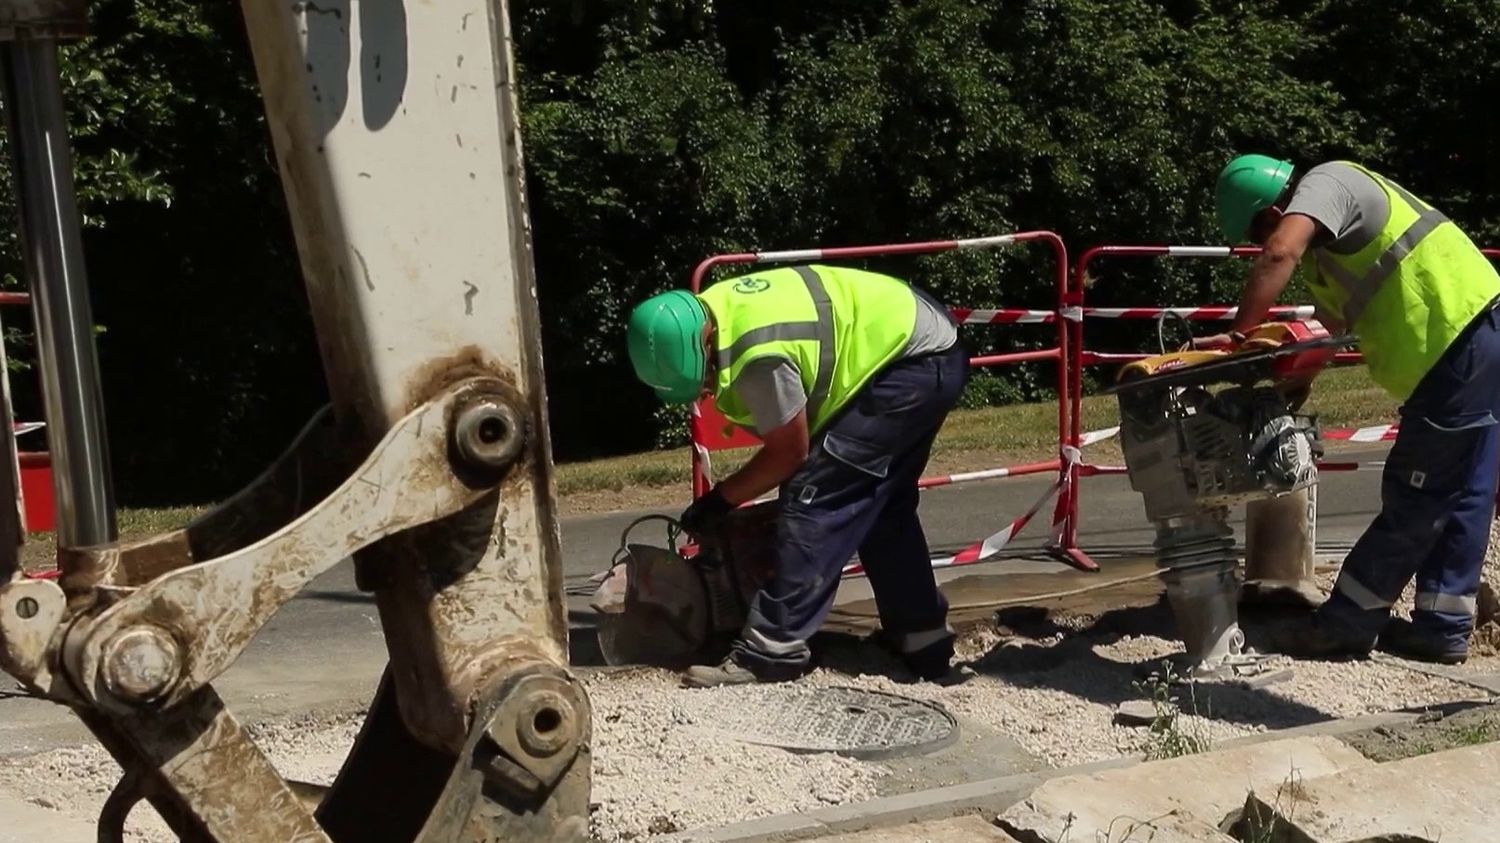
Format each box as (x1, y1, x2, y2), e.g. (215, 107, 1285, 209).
(816, 596, 1346, 734)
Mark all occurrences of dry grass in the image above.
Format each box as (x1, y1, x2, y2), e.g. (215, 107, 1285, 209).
(19, 505, 204, 574)
(13, 367, 1396, 566)
(555, 365, 1397, 498)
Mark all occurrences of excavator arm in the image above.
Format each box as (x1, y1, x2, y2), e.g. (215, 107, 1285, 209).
(0, 1, 590, 840)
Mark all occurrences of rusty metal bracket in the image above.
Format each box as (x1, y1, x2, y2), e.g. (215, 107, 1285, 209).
(60, 377, 526, 713)
(0, 575, 64, 689)
(59, 406, 344, 605)
(411, 656, 592, 842)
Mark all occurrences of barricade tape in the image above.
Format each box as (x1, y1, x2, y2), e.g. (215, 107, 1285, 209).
(951, 307, 1056, 325)
(1081, 305, 1314, 321)
(1324, 425, 1399, 442)
(1317, 461, 1386, 472)
(843, 464, 1068, 577)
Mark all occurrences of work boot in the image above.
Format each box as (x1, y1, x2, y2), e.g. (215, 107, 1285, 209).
(682, 654, 762, 688)
(1263, 612, 1375, 660)
(872, 629, 958, 684)
(1378, 618, 1469, 665)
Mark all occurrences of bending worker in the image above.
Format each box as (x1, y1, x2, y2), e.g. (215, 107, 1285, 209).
(1206, 154, 1500, 664)
(626, 264, 968, 687)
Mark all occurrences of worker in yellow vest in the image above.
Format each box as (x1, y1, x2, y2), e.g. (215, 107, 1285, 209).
(1205, 155, 1500, 664)
(626, 265, 969, 686)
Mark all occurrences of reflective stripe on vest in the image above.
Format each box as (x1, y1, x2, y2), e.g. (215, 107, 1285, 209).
(793, 266, 837, 423)
(1312, 174, 1450, 328)
(701, 265, 918, 433)
(711, 268, 837, 419)
(1302, 162, 1500, 399)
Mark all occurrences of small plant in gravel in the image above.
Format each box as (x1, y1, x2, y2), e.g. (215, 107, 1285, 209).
(1132, 661, 1212, 761)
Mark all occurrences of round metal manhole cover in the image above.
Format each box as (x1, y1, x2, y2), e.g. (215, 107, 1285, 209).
(683, 685, 958, 759)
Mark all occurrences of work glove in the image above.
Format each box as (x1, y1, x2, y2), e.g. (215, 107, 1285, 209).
(679, 487, 734, 538)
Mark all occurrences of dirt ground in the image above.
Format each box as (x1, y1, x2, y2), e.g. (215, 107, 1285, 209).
(3, 521, 1495, 841)
(1341, 701, 1500, 763)
(5, 592, 1496, 843)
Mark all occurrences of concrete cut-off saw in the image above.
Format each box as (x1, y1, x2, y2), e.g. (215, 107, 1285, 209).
(589, 504, 779, 667)
(1107, 318, 1354, 683)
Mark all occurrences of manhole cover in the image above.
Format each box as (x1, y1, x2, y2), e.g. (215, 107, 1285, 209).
(684, 685, 958, 759)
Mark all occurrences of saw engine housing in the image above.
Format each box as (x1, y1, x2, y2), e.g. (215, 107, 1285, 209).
(1119, 381, 1322, 522)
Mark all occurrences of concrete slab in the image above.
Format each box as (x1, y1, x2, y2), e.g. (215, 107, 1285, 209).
(1235, 740, 1500, 842)
(0, 793, 94, 843)
(810, 814, 1019, 843)
(996, 736, 1372, 843)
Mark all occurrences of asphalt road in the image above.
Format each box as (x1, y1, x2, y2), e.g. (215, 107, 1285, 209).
(0, 444, 1389, 754)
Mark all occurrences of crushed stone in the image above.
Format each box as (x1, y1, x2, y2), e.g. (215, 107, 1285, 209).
(0, 713, 364, 843)
(0, 611, 1492, 841)
(1475, 519, 1500, 652)
(585, 668, 883, 840)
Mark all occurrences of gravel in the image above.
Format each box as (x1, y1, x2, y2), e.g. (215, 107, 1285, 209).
(0, 713, 364, 843)
(1, 606, 1494, 841)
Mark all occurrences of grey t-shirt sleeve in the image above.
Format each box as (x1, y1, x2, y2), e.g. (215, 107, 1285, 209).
(903, 287, 960, 358)
(1283, 162, 1390, 253)
(731, 357, 807, 435)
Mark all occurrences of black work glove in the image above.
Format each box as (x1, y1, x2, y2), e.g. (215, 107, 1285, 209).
(679, 487, 734, 538)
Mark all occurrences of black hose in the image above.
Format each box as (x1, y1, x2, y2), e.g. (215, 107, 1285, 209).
(1156, 308, 1195, 354)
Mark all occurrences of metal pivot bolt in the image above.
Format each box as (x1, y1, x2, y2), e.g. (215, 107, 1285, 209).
(453, 396, 526, 473)
(100, 626, 181, 704)
(516, 688, 575, 757)
(479, 670, 589, 799)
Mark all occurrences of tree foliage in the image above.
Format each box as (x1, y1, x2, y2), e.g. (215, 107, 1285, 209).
(0, 0, 1494, 500)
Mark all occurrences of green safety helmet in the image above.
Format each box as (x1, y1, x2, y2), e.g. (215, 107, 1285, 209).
(626, 290, 709, 404)
(1215, 154, 1295, 243)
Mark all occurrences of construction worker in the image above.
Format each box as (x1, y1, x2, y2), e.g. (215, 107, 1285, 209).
(1205, 154, 1500, 664)
(626, 265, 968, 686)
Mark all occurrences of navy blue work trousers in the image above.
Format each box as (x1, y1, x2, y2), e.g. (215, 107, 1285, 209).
(735, 343, 969, 675)
(1322, 300, 1500, 648)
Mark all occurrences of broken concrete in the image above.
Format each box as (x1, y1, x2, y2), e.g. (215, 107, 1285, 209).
(996, 736, 1372, 843)
(1234, 740, 1500, 843)
(1113, 698, 1165, 726)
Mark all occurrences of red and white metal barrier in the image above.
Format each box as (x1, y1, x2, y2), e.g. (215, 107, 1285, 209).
(1059, 243, 1500, 559)
(1060, 244, 1356, 563)
(686, 230, 1095, 571)
(685, 239, 1500, 583)
(844, 454, 1072, 576)
(0, 291, 53, 538)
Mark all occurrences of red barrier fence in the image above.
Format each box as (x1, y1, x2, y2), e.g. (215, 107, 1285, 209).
(0, 291, 52, 535)
(681, 238, 1500, 580)
(686, 231, 1098, 571)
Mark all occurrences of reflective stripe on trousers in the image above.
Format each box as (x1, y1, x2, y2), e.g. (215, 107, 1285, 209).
(1320, 307, 1500, 645)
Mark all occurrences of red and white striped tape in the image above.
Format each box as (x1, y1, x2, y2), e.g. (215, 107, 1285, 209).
(1081, 305, 1315, 321)
(843, 470, 1065, 576)
(950, 307, 1056, 325)
(917, 459, 1058, 490)
(1324, 425, 1399, 442)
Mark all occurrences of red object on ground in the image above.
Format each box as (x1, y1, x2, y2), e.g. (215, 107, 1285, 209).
(18, 451, 53, 534)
